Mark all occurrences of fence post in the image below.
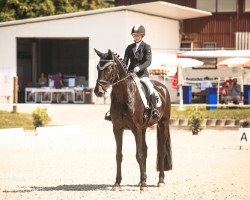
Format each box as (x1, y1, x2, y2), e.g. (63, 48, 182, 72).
(13, 76, 18, 113)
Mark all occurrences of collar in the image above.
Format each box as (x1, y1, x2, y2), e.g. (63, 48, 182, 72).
(135, 40, 142, 47)
(135, 40, 143, 51)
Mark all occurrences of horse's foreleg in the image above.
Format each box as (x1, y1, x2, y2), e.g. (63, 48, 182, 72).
(112, 127, 124, 191)
(142, 129, 147, 174)
(134, 129, 147, 191)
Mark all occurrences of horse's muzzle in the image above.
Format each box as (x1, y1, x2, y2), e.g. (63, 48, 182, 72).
(94, 84, 105, 97)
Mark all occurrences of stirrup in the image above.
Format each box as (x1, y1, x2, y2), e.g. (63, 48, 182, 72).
(151, 109, 160, 119)
(104, 111, 112, 121)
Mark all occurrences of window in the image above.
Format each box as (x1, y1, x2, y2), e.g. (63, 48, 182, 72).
(245, 0, 250, 12)
(197, 0, 216, 12)
(196, 0, 237, 13)
(203, 42, 216, 49)
(217, 0, 237, 12)
(180, 41, 193, 50)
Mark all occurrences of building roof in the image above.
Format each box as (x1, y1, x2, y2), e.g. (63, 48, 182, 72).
(126, 1, 211, 20)
(0, 1, 211, 27)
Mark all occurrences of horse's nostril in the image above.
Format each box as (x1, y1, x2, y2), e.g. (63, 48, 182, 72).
(97, 91, 104, 97)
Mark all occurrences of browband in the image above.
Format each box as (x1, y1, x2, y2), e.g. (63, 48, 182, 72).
(98, 60, 114, 70)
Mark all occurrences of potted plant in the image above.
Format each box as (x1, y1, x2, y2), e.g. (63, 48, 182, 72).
(32, 108, 51, 128)
(188, 110, 204, 135)
(240, 120, 250, 128)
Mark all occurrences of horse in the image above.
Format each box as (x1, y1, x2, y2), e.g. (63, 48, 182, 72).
(94, 49, 172, 191)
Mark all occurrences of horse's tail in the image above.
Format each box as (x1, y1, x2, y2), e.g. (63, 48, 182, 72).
(156, 125, 173, 171)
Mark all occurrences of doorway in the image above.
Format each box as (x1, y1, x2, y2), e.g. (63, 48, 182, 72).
(17, 38, 89, 102)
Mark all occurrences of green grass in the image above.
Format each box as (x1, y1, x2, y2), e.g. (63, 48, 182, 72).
(0, 110, 34, 130)
(0, 107, 249, 130)
(171, 107, 250, 121)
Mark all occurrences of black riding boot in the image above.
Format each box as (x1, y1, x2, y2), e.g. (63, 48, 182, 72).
(104, 111, 112, 121)
(150, 93, 160, 119)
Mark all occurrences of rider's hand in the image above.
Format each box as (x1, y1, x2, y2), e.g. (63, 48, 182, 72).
(133, 66, 140, 73)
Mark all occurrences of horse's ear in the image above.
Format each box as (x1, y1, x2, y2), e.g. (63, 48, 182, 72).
(108, 49, 113, 59)
(94, 48, 105, 59)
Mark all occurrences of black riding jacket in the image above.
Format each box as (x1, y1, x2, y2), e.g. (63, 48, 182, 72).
(124, 41, 152, 78)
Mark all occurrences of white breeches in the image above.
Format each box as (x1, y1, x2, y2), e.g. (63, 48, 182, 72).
(140, 77, 154, 95)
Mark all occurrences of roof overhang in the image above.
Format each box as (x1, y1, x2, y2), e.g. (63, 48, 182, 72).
(126, 1, 211, 20)
(0, 1, 211, 28)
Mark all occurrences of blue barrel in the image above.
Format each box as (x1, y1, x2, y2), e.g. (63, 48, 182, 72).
(243, 85, 250, 105)
(183, 85, 192, 104)
(206, 87, 217, 110)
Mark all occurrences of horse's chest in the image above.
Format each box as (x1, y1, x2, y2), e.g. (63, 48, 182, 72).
(111, 103, 132, 119)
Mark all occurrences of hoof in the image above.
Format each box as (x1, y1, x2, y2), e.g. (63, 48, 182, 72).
(111, 186, 121, 191)
(157, 182, 165, 187)
(140, 186, 148, 192)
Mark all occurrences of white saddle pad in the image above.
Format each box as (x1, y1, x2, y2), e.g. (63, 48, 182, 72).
(131, 74, 162, 109)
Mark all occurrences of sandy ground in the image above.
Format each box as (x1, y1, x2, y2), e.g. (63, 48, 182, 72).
(0, 104, 249, 200)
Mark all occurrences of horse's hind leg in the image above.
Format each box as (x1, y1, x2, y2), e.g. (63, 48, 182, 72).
(112, 126, 124, 191)
(157, 120, 172, 187)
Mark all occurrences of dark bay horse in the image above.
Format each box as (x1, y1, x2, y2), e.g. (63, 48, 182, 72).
(94, 49, 172, 191)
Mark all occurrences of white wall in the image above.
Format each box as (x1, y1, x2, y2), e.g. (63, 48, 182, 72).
(125, 11, 179, 54)
(0, 10, 181, 102)
(0, 11, 128, 89)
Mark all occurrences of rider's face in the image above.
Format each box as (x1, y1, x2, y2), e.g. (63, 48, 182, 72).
(132, 34, 143, 43)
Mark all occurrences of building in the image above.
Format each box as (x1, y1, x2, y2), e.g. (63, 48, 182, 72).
(115, 0, 250, 50)
(0, 2, 210, 103)
(115, 0, 250, 104)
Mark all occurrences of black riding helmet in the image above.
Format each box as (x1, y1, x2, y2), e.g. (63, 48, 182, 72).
(131, 25, 145, 37)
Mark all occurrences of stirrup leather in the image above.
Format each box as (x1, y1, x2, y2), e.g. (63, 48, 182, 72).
(149, 93, 160, 119)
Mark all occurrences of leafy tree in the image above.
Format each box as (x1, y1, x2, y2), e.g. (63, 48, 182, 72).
(0, 0, 112, 22)
(54, 0, 77, 15)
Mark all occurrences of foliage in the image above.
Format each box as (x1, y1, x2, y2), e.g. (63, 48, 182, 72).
(188, 110, 204, 135)
(240, 120, 250, 128)
(0, 0, 112, 22)
(171, 107, 250, 121)
(0, 110, 34, 130)
(32, 108, 51, 128)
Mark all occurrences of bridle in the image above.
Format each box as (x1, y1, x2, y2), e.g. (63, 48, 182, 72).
(97, 58, 132, 89)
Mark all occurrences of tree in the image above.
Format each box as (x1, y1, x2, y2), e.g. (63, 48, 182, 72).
(54, 0, 77, 15)
(0, 0, 112, 22)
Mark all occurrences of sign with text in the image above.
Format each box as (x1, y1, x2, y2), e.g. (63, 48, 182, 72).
(238, 128, 250, 147)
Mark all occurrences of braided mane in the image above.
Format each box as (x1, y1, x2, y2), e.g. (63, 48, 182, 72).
(112, 52, 128, 72)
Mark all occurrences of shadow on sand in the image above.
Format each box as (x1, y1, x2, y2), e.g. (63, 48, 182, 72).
(3, 184, 111, 193)
(3, 183, 158, 193)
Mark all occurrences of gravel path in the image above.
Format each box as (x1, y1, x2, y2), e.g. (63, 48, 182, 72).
(0, 104, 249, 199)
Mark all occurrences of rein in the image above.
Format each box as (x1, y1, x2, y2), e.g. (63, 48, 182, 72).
(111, 74, 132, 86)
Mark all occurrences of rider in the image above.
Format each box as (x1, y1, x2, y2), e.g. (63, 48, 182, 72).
(105, 25, 160, 121)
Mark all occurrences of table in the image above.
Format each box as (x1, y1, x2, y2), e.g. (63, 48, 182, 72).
(25, 87, 85, 103)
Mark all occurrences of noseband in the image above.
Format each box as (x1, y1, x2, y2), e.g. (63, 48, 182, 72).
(97, 59, 131, 89)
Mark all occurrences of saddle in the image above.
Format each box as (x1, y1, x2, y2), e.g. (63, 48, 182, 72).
(130, 73, 161, 121)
